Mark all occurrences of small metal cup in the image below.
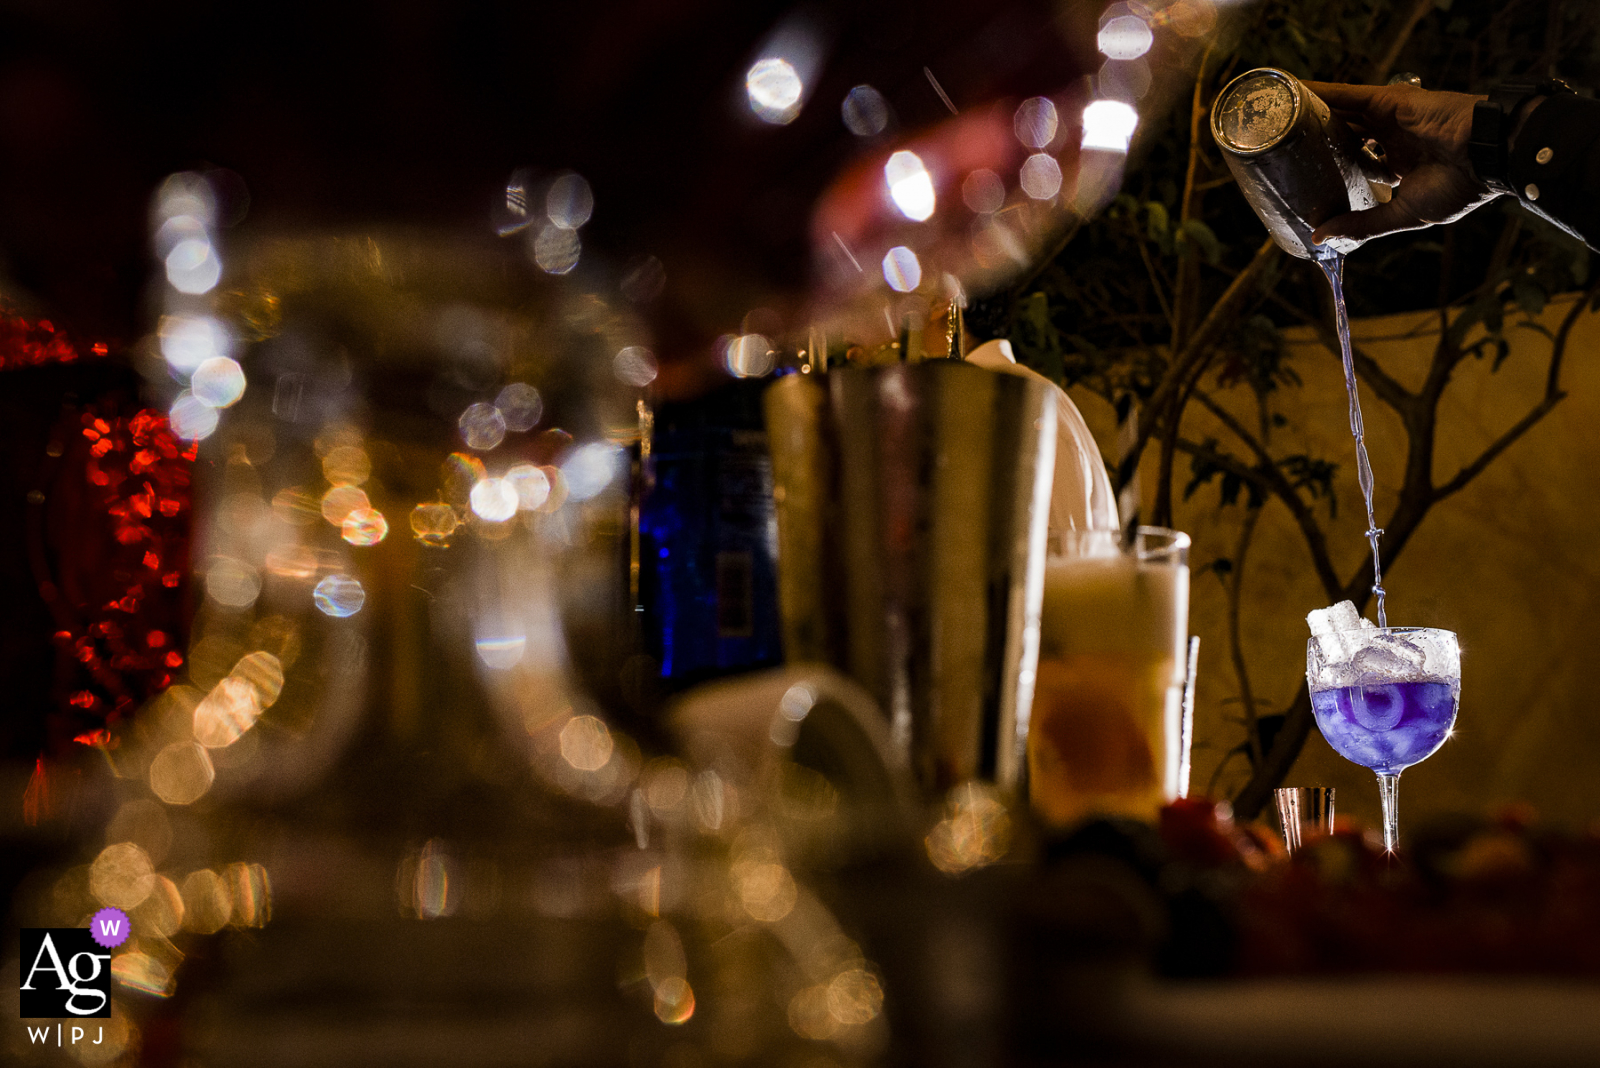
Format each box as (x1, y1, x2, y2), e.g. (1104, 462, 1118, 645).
(1275, 787, 1335, 854)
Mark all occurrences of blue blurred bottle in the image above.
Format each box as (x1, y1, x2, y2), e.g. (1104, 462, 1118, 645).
(637, 378, 782, 687)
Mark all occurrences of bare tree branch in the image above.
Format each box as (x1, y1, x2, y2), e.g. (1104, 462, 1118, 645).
(1434, 284, 1597, 500)
(1183, 395, 1344, 601)
(1369, 0, 1439, 83)
(1123, 237, 1281, 491)
(1230, 504, 1265, 768)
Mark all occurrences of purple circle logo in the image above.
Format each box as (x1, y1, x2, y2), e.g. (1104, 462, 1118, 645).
(89, 907, 131, 949)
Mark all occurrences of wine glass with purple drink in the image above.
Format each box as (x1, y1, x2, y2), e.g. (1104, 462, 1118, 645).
(1305, 603, 1460, 853)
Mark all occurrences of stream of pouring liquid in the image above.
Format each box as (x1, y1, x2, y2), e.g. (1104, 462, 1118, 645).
(1314, 247, 1388, 628)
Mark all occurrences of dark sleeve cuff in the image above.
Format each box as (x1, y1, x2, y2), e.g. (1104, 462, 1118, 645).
(1509, 93, 1600, 250)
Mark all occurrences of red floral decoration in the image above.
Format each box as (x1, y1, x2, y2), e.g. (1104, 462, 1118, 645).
(5, 305, 194, 762)
(0, 310, 109, 370)
(54, 406, 198, 723)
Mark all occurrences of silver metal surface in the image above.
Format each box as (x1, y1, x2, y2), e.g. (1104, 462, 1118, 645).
(765, 362, 1055, 796)
(1274, 786, 1336, 853)
(1211, 68, 1380, 259)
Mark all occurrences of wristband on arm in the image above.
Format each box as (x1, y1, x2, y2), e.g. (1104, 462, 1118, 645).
(1469, 79, 1575, 194)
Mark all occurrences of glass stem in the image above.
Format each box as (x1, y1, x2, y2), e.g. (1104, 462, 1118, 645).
(1376, 772, 1401, 854)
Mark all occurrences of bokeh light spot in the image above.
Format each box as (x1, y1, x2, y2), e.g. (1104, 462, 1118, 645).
(1020, 153, 1064, 200)
(206, 557, 261, 608)
(882, 246, 922, 292)
(1099, 14, 1154, 59)
(725, 334, 775, 378)
(560, 715, 614, 771)
(410, 502, 460, 546)
(1014, 96, 1060, 149)
(654, 976, 696, 1024)
(159, 314, 229, 373)
(149, 742, 216, 805)
(313, 573, 366, 617)
(90, 843, 156, 910)
(533, 223, 582, 274)
(169, 391, 218, 441)
(562, 442, 622, 501)
(828, 967, 884, 1025)
(193, 675, 262, 748)
(506, 463, 551, 510)
(842, 84, 890, 136)
(192, 356, 246, 407)
(734, 858, 797, 922)
(1082, 99, 1140, 152)
(885, 150, 936, 222)
(747, 56, 804, 124)
(546, 172, 594, 230)
(614, 345, 658, 387)
(166, 238, 221, 294)
(469, 477, 519, 521)
(341, 506, 389, 546)
(181, 869, 232, 934)
(233, 651, 285, 707)
(925, 781, 1014, 873)
(459, 402, 508, 451)
(495, 382, 543, 432)
(321, 484, 371, 525)
(322, 444, 371, 486)
(962, 169, 1006, 215)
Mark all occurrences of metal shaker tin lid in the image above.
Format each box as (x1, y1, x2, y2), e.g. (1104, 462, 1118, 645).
(1211, 68, 1303, 155)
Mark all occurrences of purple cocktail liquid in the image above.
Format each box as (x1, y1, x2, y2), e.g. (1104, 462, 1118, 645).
(1310, 678, 1458, 775)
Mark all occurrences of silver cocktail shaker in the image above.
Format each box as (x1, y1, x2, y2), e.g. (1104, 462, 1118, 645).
(1210, 68, 1380, 258)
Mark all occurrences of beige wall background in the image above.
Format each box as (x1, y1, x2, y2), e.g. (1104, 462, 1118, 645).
(1069, 291, 1600, 831)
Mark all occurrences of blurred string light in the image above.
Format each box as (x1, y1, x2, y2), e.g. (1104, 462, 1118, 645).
(1082, 99, 1140, 153)
(882, 246, 921, 293)
(885, 150, 936, 222)
(841, 84, 890, 136)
